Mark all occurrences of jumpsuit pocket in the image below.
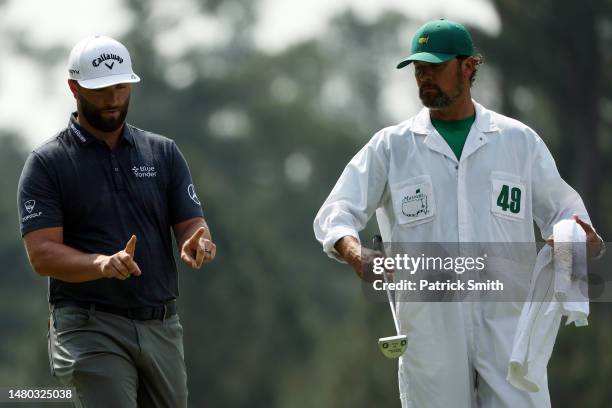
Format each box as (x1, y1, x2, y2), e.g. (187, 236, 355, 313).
(391, 175, 436, 227)
(52, 306, 91, 332)
(490, 171, 526, 221)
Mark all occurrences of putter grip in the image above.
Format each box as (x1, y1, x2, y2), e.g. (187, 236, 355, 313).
(372, 234, 383, 252)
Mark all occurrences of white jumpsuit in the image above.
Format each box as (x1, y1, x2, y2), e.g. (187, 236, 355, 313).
(313, 101, 591, 407)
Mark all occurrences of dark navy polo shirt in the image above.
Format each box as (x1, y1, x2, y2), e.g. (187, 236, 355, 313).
(17, 113, 204, 307)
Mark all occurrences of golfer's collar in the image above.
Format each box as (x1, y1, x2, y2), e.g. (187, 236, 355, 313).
(408, 100, 500, 135)
(68, 112, 134, 147)
(120, 124, 135, 146)
(68, 113, 96, 147)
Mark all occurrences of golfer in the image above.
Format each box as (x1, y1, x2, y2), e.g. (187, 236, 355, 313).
(314, 19, 603, 407)
(17, 35, 215, 407)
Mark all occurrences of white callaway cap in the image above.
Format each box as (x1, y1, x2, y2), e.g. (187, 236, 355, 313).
(68, 35, 140, 89)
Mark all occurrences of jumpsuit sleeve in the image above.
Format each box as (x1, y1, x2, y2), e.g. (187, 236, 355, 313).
(313, 132, 389, 262)
(530, 132, 591, 240)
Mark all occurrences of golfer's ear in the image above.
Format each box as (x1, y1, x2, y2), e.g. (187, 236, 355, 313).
(68, 80, 79, 99)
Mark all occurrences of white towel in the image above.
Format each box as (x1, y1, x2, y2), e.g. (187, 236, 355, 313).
(507, 219, 589, 392)
(547, 220, 589, 326)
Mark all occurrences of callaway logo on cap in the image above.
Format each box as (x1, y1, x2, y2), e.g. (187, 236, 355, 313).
(68, 35, 141, 89)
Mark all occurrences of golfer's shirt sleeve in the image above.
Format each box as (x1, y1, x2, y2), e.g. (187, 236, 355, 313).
(167, 141, 204, 224)
(17, 152, 64, 236)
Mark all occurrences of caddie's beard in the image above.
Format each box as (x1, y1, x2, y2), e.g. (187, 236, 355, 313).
(419, 67, 464, 109)
(78, 94, 130, 132)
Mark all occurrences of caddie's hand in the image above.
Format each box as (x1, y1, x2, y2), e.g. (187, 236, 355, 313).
(357, 247, 392, 283)
(97, 235, 142, 280)
(573, 215, 603, 258)
(181, 227, 216, 268)
(336, 236, 390, 283)
(545, 215, 603, 258)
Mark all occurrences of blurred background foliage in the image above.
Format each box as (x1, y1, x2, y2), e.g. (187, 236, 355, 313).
(1, 0, 611, 406)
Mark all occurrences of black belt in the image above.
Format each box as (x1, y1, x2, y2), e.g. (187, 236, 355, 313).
(52, 300, 177, 321)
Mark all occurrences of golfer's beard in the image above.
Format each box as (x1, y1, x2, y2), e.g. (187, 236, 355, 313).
(78, 96, 129, 132)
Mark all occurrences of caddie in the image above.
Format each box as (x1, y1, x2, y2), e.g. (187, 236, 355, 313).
(314, 19, 604, 407)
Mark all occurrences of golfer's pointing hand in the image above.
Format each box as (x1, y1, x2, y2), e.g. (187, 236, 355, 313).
(181, 227, 216, 269)
(97, 235, 142, 280)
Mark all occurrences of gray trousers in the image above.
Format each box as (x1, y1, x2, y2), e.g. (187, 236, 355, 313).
(48, 305, 188, 408)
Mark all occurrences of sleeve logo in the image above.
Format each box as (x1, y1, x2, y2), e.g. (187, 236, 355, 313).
(24, 200, 36, 213)
(22, 200, 43, 222)
(188, 184, 201, 205)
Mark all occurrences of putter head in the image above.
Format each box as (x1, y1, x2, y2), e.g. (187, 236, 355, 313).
(378, 335, 407, 359)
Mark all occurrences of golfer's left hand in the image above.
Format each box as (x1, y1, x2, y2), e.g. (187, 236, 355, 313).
(181, 227, 216, 268)
(545, 215, 603, 258)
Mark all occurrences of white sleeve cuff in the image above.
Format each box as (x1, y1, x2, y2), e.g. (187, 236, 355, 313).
(322, 228, 361, 263)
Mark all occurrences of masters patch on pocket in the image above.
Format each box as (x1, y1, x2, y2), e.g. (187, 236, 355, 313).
(392, 175, 436, 226)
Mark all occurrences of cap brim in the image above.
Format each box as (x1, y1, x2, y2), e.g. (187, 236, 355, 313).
(78, 73, 141, 89)
(396, 52, 457, 69)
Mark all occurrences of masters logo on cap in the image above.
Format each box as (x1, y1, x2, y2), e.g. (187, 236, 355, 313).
(396, 19, 474, 69)
(68, 35, 140, 89)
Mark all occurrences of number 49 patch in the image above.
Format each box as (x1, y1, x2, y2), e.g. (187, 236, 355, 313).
(491, 174, 526, 220)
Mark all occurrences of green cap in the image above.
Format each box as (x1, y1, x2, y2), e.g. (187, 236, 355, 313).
(396, 19, 474, 69)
